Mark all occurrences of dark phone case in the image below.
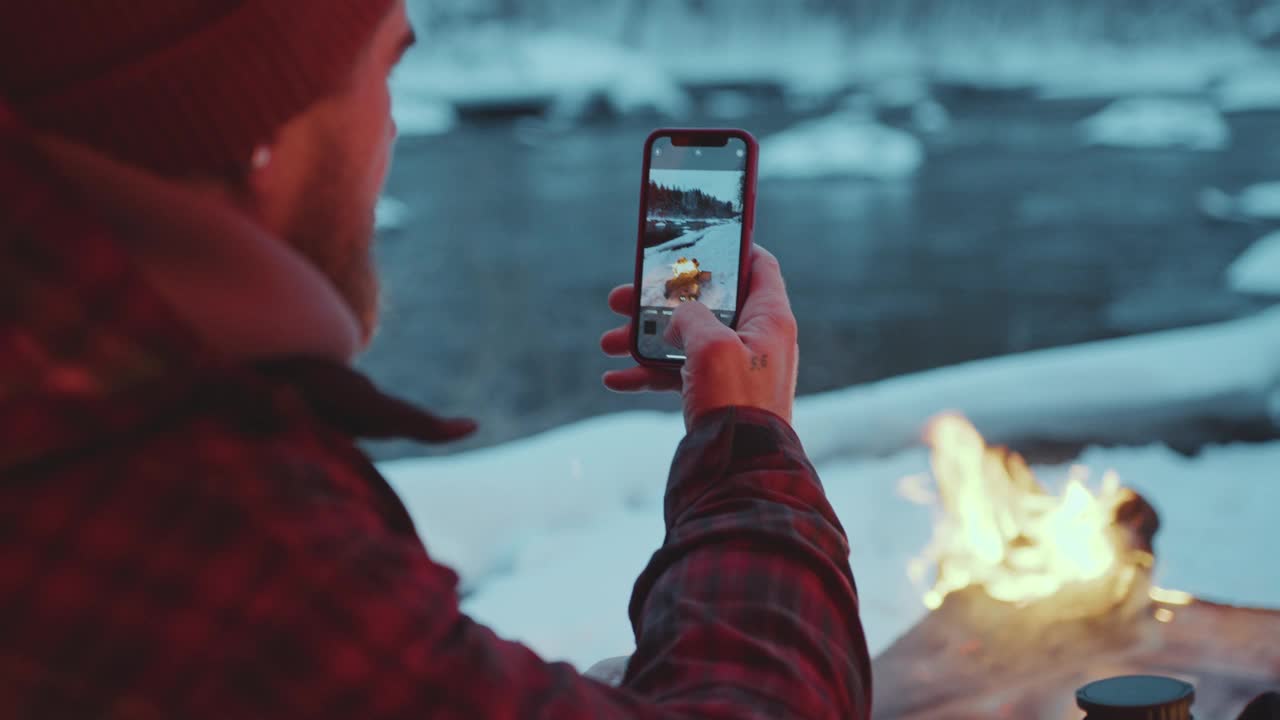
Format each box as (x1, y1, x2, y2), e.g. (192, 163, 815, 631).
(630, 128, 759, 369)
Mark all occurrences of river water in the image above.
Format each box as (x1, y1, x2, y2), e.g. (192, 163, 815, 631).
(358, 85, 1279, 459)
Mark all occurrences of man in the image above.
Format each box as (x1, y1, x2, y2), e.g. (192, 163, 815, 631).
(0, 1, 872, 717)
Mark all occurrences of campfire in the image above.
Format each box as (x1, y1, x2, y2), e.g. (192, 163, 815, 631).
(872, 413, 1280, 719)
(665, 257, 712, 302)
(903, 413, 1148, 617)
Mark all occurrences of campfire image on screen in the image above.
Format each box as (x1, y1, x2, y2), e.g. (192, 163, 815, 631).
(664, 257, 713, 302)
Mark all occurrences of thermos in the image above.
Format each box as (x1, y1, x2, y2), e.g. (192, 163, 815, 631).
(1076, 675, 1195, 720)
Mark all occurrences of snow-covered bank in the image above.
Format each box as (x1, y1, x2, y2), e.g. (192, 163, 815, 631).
(382, 409, 1280, 669)
(375, 196, 411, 232)
(1078, 98, 1230, 150)
(1213, 63, 1280, 113)
(1228, 231, 1280, 296)
(389, 82, 457, 137)
(1201, 181, 1280, 223)
(760, 113, 924, 181)
(380, 307, 1280, 668)
(794, 307, 1280, 463)
(382, 411, 683, 591)
(398, 3, 1265, 115)
(392, 28, 688, 119)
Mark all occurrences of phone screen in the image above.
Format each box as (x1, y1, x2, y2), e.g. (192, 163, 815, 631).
(635, 134, 751, 362)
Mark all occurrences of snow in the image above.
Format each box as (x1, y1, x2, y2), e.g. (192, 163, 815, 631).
(380, 307, 1280, 670)
(394, 28, 688, 118)
(867, 75, 933, 109)
(1213, 64, 1280, 113)
(1228, 231, 1280, 296)
(1078, 98, 1230, 151)
(640, 221, 742, 312)
(760, 113, 925, 181)
(792, 307, 1280, 462)
(396, 3, 1266, 112)
(385, 434, 1280, 669)
(384, 413, 682, 595)
(375, 196, 410, 232)
(1247, 5, 1280, 44)
(389, 83, 457, 137)
(1200, 181, 1280, 223)
(702, 90, 755, 120)
(1028, 45, 1259, 100)
(911, 99, 952, 134)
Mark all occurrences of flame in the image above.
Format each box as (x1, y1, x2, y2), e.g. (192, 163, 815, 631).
(903, 413, 1142, 609)
(1149, 586, 1194, 606)
(672, 257, 699, 277)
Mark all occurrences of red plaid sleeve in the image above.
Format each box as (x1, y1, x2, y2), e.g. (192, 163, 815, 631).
(215, 406, 869, 719)
(624, 406, 873, 718)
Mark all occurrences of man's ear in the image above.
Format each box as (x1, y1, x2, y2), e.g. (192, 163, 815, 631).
(236, 109, 321, 234)
(181, 146, 277, 223)
(242, 144, 279, 207)
(235, 138, 297, 235)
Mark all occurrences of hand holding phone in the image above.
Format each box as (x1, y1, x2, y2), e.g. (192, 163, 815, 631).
(601, 244, 799, 430)
(602, 127, 796, 429)
(630, 129, 757, 367)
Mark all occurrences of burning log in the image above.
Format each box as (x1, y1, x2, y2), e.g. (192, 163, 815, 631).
(871, 589, 1280, 719)
(664, 257, 712, 301)
(874, 415, 1280, 719)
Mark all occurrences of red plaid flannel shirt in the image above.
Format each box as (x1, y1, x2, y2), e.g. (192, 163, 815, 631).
(0, 104, 872, 719)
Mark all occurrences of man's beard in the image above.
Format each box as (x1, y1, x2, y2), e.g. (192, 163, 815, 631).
(284, 170, 381, 348)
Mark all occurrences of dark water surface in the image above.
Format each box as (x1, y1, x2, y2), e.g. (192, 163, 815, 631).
(360, 92, 1279, 460)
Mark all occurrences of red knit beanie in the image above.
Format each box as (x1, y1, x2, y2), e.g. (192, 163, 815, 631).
(0, 1, 397, 178)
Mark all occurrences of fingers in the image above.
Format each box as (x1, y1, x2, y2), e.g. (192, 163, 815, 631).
(735, 245, 797, 344)
(664, 299, 740, 357)
(736, 245, 793, 327)
(600, 324, 632, 357)
(607, 284, 635, 317)
(603, 367, 682, 393)
(600, 282, 682, 394)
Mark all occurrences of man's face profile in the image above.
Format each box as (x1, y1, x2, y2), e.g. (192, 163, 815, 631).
(260, 1, 416, 348)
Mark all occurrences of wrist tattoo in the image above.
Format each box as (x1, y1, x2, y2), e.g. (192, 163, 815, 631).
(750, 354, 768, 371)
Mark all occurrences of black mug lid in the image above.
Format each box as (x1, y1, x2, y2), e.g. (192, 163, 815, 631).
(1077, 675, 1195, 720)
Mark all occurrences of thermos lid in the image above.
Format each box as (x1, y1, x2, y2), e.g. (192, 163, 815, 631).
(1076, 675, 1195, 720)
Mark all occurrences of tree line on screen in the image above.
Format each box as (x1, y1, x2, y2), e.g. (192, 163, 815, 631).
(647, 180, 740, 219)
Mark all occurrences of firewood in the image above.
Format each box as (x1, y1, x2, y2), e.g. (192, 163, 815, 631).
(664, 271, 710, 301)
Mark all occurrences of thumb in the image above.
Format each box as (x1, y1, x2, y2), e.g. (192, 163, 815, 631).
(664, 301, 738, 356)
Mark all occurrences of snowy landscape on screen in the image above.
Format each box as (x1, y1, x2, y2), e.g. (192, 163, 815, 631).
(380, 308, 1280, 671)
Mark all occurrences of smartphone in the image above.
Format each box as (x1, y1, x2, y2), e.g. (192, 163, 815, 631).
(630, 128, 758, 368)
